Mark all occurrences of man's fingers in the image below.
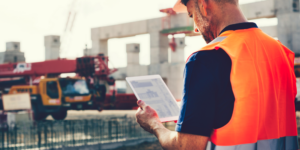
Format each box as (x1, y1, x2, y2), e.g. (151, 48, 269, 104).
(136, 107, 143, 124)
(137, 107, 141, 111)
(136, 107, 142, 116)
(137, 100, 147, 110)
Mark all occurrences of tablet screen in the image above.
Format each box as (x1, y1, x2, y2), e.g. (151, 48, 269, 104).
(126, 75, 180, 122)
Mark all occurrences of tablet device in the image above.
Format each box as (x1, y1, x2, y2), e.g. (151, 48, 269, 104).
(126, 75, 180, 122)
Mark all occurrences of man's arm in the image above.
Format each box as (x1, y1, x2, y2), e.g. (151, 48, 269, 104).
(136, 100, 209, 150)
(154, 126, 209, 150)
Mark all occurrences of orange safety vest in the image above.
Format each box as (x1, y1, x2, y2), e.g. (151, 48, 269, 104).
(193, 28, 298, 149)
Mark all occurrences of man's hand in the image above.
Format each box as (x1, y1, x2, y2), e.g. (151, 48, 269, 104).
(135, 100, 209, 150)
(135, 100, 164, 134)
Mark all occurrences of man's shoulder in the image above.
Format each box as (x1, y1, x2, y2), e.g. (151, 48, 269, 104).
(187, 49, 229, 64)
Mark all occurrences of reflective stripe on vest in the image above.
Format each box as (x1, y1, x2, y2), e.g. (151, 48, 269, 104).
(206, 136, 298, 150)
(208, 36, 227, 45)
(193, 28, 298, 149)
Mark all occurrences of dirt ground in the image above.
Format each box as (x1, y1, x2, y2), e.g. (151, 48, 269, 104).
(113, 141, 163, 150)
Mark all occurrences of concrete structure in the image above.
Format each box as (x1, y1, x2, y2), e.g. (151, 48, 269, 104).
(83, 44, 94, 56)
(125, 43, 149, 93)
(84, 47, 93, 56)
(89, 13, 192, 99)
(170, 38, 185, 63)
(0, 42, 25, 64)
(90, 0, 300, 100)
(90, 13, 192, 67)
(44, 35, 60, 60)
(275, 0, 300, 54)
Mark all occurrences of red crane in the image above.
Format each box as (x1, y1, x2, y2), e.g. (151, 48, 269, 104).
(0, 54, 137, 120)
(0, 54, 116, 84)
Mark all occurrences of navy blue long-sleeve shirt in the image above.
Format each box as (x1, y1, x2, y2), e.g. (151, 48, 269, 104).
(175, 22, 258, 137)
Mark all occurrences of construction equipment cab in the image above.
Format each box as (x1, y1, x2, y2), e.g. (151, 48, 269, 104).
(8, 77, 92, 120)
(0, 55, 116, 120)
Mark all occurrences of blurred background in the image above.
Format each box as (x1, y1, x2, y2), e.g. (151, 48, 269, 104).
(0, 0, 276, 65)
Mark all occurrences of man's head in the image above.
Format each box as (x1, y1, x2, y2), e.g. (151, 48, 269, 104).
(180, 0, 238, 43)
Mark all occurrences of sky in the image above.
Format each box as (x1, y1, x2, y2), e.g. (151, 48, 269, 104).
(0, 0, 277, 68)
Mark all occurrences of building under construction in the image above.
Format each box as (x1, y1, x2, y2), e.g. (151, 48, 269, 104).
(1, 0, 299, 101)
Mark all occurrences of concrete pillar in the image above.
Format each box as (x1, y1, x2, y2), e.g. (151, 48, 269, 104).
(149, 32, 169, 75)
(6, 42, 20, 51)
(126, 43, 140, 65)
(275, 0, 300, 54)
(44, 35, 60, 60)
(100, 40, 108, 56)
(125, 43, 149, 93)
(168, 63, 185, 100)
(83, 48, 92, 56)
(170, 38, 186, 63)
(0, 42, 25, 64)
(167, 38, 186, 100)
(83, 45, 93, 56)
(158, 37, 186, 100)
(150, 32, 169, 64)
(126, 43, 140, 93)
(91, 40, 99, 55)
(91, 39, 108, 56)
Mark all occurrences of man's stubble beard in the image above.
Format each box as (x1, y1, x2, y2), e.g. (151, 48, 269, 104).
(194, 6, 217, 44)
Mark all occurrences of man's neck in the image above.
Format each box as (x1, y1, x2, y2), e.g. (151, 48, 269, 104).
(216, 5, 247, 36)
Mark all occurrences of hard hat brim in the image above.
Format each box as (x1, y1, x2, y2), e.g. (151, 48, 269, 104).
(173, 0, 187, 13)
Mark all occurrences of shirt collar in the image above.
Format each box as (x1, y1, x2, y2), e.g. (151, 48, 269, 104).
(219, 22, 258, 35)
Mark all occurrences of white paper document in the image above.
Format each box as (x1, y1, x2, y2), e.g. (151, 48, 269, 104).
(126, 75, 180, 122)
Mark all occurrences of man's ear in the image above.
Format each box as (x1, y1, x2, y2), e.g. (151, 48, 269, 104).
(194, 22, 200, 33)
(197, 0, 208, 16)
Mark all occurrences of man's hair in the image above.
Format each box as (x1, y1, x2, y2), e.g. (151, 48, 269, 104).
(181, 0, 237, 6)
(181, 0, 190, 6)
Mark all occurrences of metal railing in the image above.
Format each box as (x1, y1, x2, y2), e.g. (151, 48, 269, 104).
(0, 116, 154, 150)
(5, 115, 298, 150)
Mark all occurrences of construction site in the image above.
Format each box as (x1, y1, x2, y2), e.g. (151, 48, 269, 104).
(0, 0, 300, 149)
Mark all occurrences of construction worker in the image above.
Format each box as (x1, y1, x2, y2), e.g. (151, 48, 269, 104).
(135, 0, 298, 149)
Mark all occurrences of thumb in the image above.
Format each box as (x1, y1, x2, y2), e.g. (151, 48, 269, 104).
(137, 100, 147, 110)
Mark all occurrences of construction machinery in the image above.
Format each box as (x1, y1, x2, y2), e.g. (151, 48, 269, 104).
(0, 54, 137, 120)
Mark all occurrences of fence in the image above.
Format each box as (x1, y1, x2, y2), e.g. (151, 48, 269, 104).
(0, 116, 156, 150)
(6, 115, 299, 150)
